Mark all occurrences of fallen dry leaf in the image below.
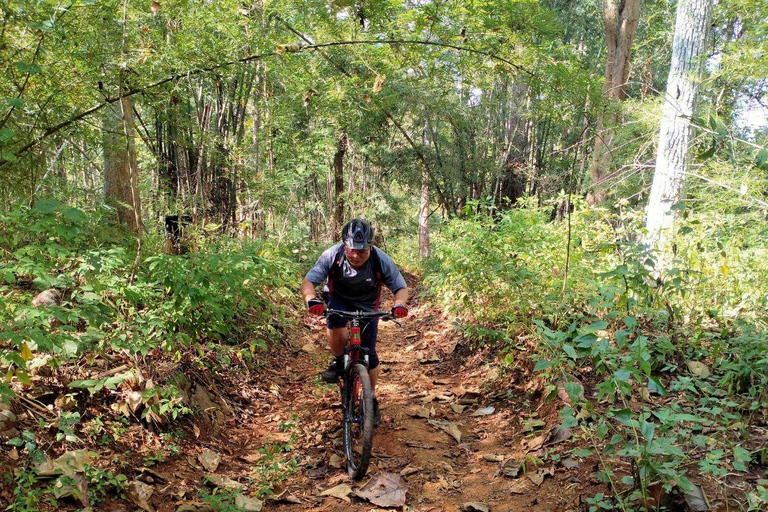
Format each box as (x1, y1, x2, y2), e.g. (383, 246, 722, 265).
(53, 472, 89, 506)
(320, 483, 353, 502)
(522, 432, 548, 451)
(407, 406, 432, 419)
(471, 406, 495, 417)
(561, 456, 580, 470)
(501, 460, 522, 478)
(267, 489, 301, 504)
(400, 465, 421, 477)
(421, 392, 440, 404)
(35, 449, 90, 477)
(451, 403, 466, 414)
(509, 478, 531, 494)
(354, 472, 407, 507)
(204, 474, 243, 491)
(684, 484, 711, 511)
(550, 425, 572, 444)
(687, 361, 711, 378)
(429, 420, 462, 443)
(460, 387, 481, 399)
(198, 450, 221, 473)
(527, 466, 554, 486)
(462, 502, 490, 512)
(329, 454, 343, 469)
(235, 494, 264, 511)
(418, 353, 441, 364)
(54, 394, 77, 411)
(125, 480, 154, 512)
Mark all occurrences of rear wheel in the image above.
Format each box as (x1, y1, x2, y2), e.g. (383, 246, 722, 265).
(343, 363, 374, 480)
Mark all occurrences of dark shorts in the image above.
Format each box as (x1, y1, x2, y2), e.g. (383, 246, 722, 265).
(326, 296, 380, 370)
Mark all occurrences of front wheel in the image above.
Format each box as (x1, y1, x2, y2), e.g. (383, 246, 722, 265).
(343, 363, 374, 480)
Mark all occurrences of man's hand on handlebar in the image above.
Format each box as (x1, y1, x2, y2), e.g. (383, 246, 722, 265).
(307, 298, 325, 315)
(391, 304, 408, 318)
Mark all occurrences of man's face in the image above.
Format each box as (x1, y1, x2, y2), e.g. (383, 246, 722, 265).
(344, 246, 371, 268)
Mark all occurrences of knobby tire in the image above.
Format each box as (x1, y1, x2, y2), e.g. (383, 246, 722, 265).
(343, 363, 374, 480)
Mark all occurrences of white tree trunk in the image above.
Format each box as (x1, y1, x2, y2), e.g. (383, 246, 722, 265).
(645, 0, 713, 258)
(418, 166, 430, 258)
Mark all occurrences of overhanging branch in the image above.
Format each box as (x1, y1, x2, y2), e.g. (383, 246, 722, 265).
(1, 39, 535, 168)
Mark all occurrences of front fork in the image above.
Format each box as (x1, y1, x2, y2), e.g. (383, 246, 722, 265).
(340, 320, 369, 417)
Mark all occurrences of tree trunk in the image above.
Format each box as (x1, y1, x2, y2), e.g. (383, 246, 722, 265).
(500, 83, 529, 205)
(333, 132, 348, 237)
(645, 0, 713, 259)
(104, 95, 142, 234)
(587, 0, 641, 205)
(419, 165, 430, 258)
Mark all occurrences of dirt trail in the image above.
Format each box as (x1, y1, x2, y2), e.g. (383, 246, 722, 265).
(154, 276, 597, 512)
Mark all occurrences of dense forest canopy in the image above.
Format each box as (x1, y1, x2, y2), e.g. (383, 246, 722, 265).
(1, 0, 764, 227)
(0, 0, 767, 510)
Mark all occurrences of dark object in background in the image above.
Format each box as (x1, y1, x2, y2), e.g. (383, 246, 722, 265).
(164, 215, 192, 254)
(551, 199, 574, 222)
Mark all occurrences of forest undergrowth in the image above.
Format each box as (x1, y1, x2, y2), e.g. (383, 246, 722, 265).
(0, 198, 766, 511)
(422, 200, 768, 511)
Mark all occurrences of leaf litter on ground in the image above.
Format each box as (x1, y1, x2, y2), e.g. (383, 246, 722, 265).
(527, 466, 555, 486)
(428, 419, 462, 443)
(354, 472, 408, 507)
(197, 450, 221, 472)
(319, 483, 353, 503)
(462, 502, 490, 512)
(407, 405, 432, 419)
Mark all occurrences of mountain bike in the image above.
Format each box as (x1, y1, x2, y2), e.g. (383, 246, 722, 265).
(324, 308, 398, 480)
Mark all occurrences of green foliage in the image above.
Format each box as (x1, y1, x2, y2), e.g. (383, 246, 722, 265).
(423, 200, 768, 509)
(0, 199, 300, 400)
(84, 465, 128, 505)
(252, 421, 300, 498)
(140, 384, 191, 422)
(55, 410, 81, 443)
(198, 488, 242, 512)
(424, 200, 562, 333)
(7, 430, 46, 466)
(4, 469, 53, 512)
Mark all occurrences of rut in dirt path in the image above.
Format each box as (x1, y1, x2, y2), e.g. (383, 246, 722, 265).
(272, 277, 596, 512)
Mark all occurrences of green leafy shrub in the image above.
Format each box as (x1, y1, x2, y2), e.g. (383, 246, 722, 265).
(423, 199, 768, 509)
(423, 201, 569, 336)
(0, 198, 300, 401)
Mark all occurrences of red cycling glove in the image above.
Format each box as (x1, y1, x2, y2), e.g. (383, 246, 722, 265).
(307, 298, 325, 315)
(392, 304, 408, 318)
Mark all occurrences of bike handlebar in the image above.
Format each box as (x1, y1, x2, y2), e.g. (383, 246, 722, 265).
(324, 308, 396, 321)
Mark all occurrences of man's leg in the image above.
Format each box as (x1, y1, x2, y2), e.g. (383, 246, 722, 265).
(360, 318, 380, 389)
(328, 326, 347, 357)
(369, 366, 380, 390)
(318, 326, 346, 382)
(359, 318, 382, 425)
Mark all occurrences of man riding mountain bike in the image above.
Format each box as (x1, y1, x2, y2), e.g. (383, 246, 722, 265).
(300, 218, 409, 425)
